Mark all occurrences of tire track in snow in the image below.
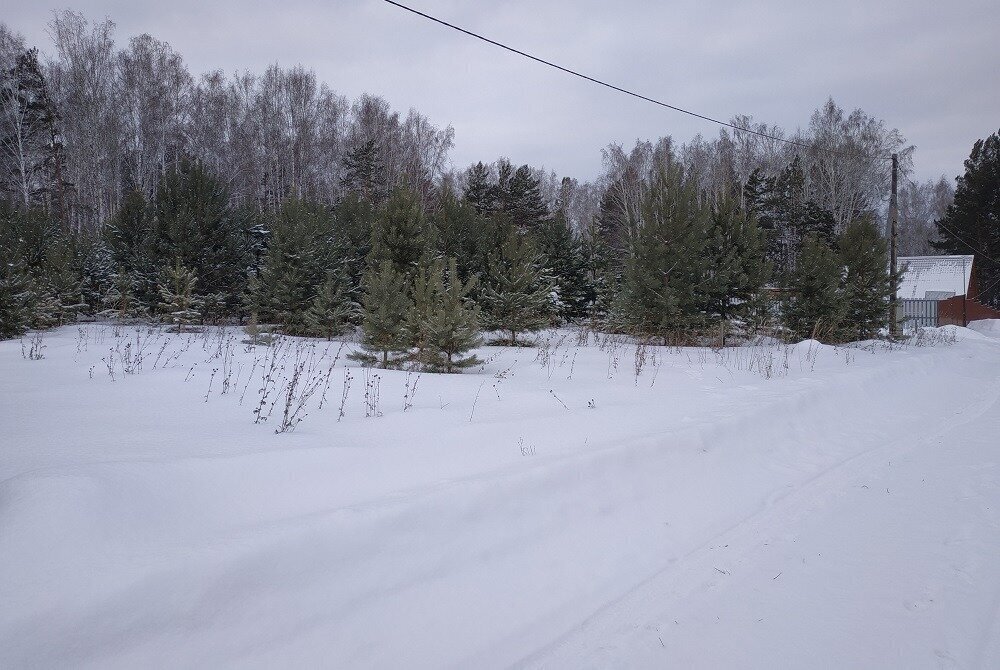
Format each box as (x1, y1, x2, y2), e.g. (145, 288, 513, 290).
(517, 362, 1000, 668)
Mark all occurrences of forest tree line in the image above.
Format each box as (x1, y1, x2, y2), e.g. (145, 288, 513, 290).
(4, 12, 990, 361)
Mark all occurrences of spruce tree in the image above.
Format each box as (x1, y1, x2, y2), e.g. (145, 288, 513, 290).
(349, 259, 412, 368)
(432, 187, 481, 283)
(0, 263, 31, 339)
(463, 161, 496, 216)
(506, 164, 548, 231)
(79, 238, 116, 314)
(151, 161, 247, 311)
(580, 223, 618, 323)
(933, 129, 1000, 307)
(480, 227, 551, 345)
(839, 217, 897, 340)
(157, 260, 203, 332)
(783, 234, 845, 341)
(41, 234, 87, 325)
(535, 210, 591, 321)
(28, 282, 62, 329)
(340, 138, 387, 206)
(104, 190, 155, 306)
(492, 159, 515, 214)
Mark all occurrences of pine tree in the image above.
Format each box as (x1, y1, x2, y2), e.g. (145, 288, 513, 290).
(423, 258, 481, 372)
(703, 197, 771, 337)
(303, 273, 354, 339)
(783, 234, 845, 341)
(370, 188, 426, 277)
(480, 227, 551, 345)
(933, 129, 1000, 307)
(747, 158, 836, 281)
(405, 254, 439, 364)
(839, 217, 897, 340)
(614, 167, 710, 341)
(157, 260, 203, 332)
(349, 260, 412, 368)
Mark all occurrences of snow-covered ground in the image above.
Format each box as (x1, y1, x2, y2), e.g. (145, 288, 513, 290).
(2, 323, 999, 669)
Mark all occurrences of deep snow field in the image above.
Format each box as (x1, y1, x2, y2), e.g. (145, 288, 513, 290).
(2, 321, 1000, 669)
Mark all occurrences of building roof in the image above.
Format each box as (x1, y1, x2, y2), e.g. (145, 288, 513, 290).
(897, 255, 974, 300)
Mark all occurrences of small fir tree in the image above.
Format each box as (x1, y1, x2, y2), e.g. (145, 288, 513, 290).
(432, 188, 481, 284)
(28, 282, 63, 329)
(258, 198, 344, 334)
(505, 164, 548, 231)
(151, 161, 247, 310)
(78, 239, 116, 314)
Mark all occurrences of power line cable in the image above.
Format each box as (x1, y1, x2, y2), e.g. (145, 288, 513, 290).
(382, 0, 891, 162)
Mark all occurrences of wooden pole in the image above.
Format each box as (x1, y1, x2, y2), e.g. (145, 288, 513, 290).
(889, 153, 899, 337)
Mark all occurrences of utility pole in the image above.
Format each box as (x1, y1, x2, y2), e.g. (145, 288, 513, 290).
(889, 153, 899, 337)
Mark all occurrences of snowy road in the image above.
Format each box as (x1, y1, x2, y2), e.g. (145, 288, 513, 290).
(2, 324, 999, 668)
(527, 353, 1000, 668)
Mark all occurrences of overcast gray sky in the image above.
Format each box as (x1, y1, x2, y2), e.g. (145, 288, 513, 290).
(6, 0, 999, 184)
